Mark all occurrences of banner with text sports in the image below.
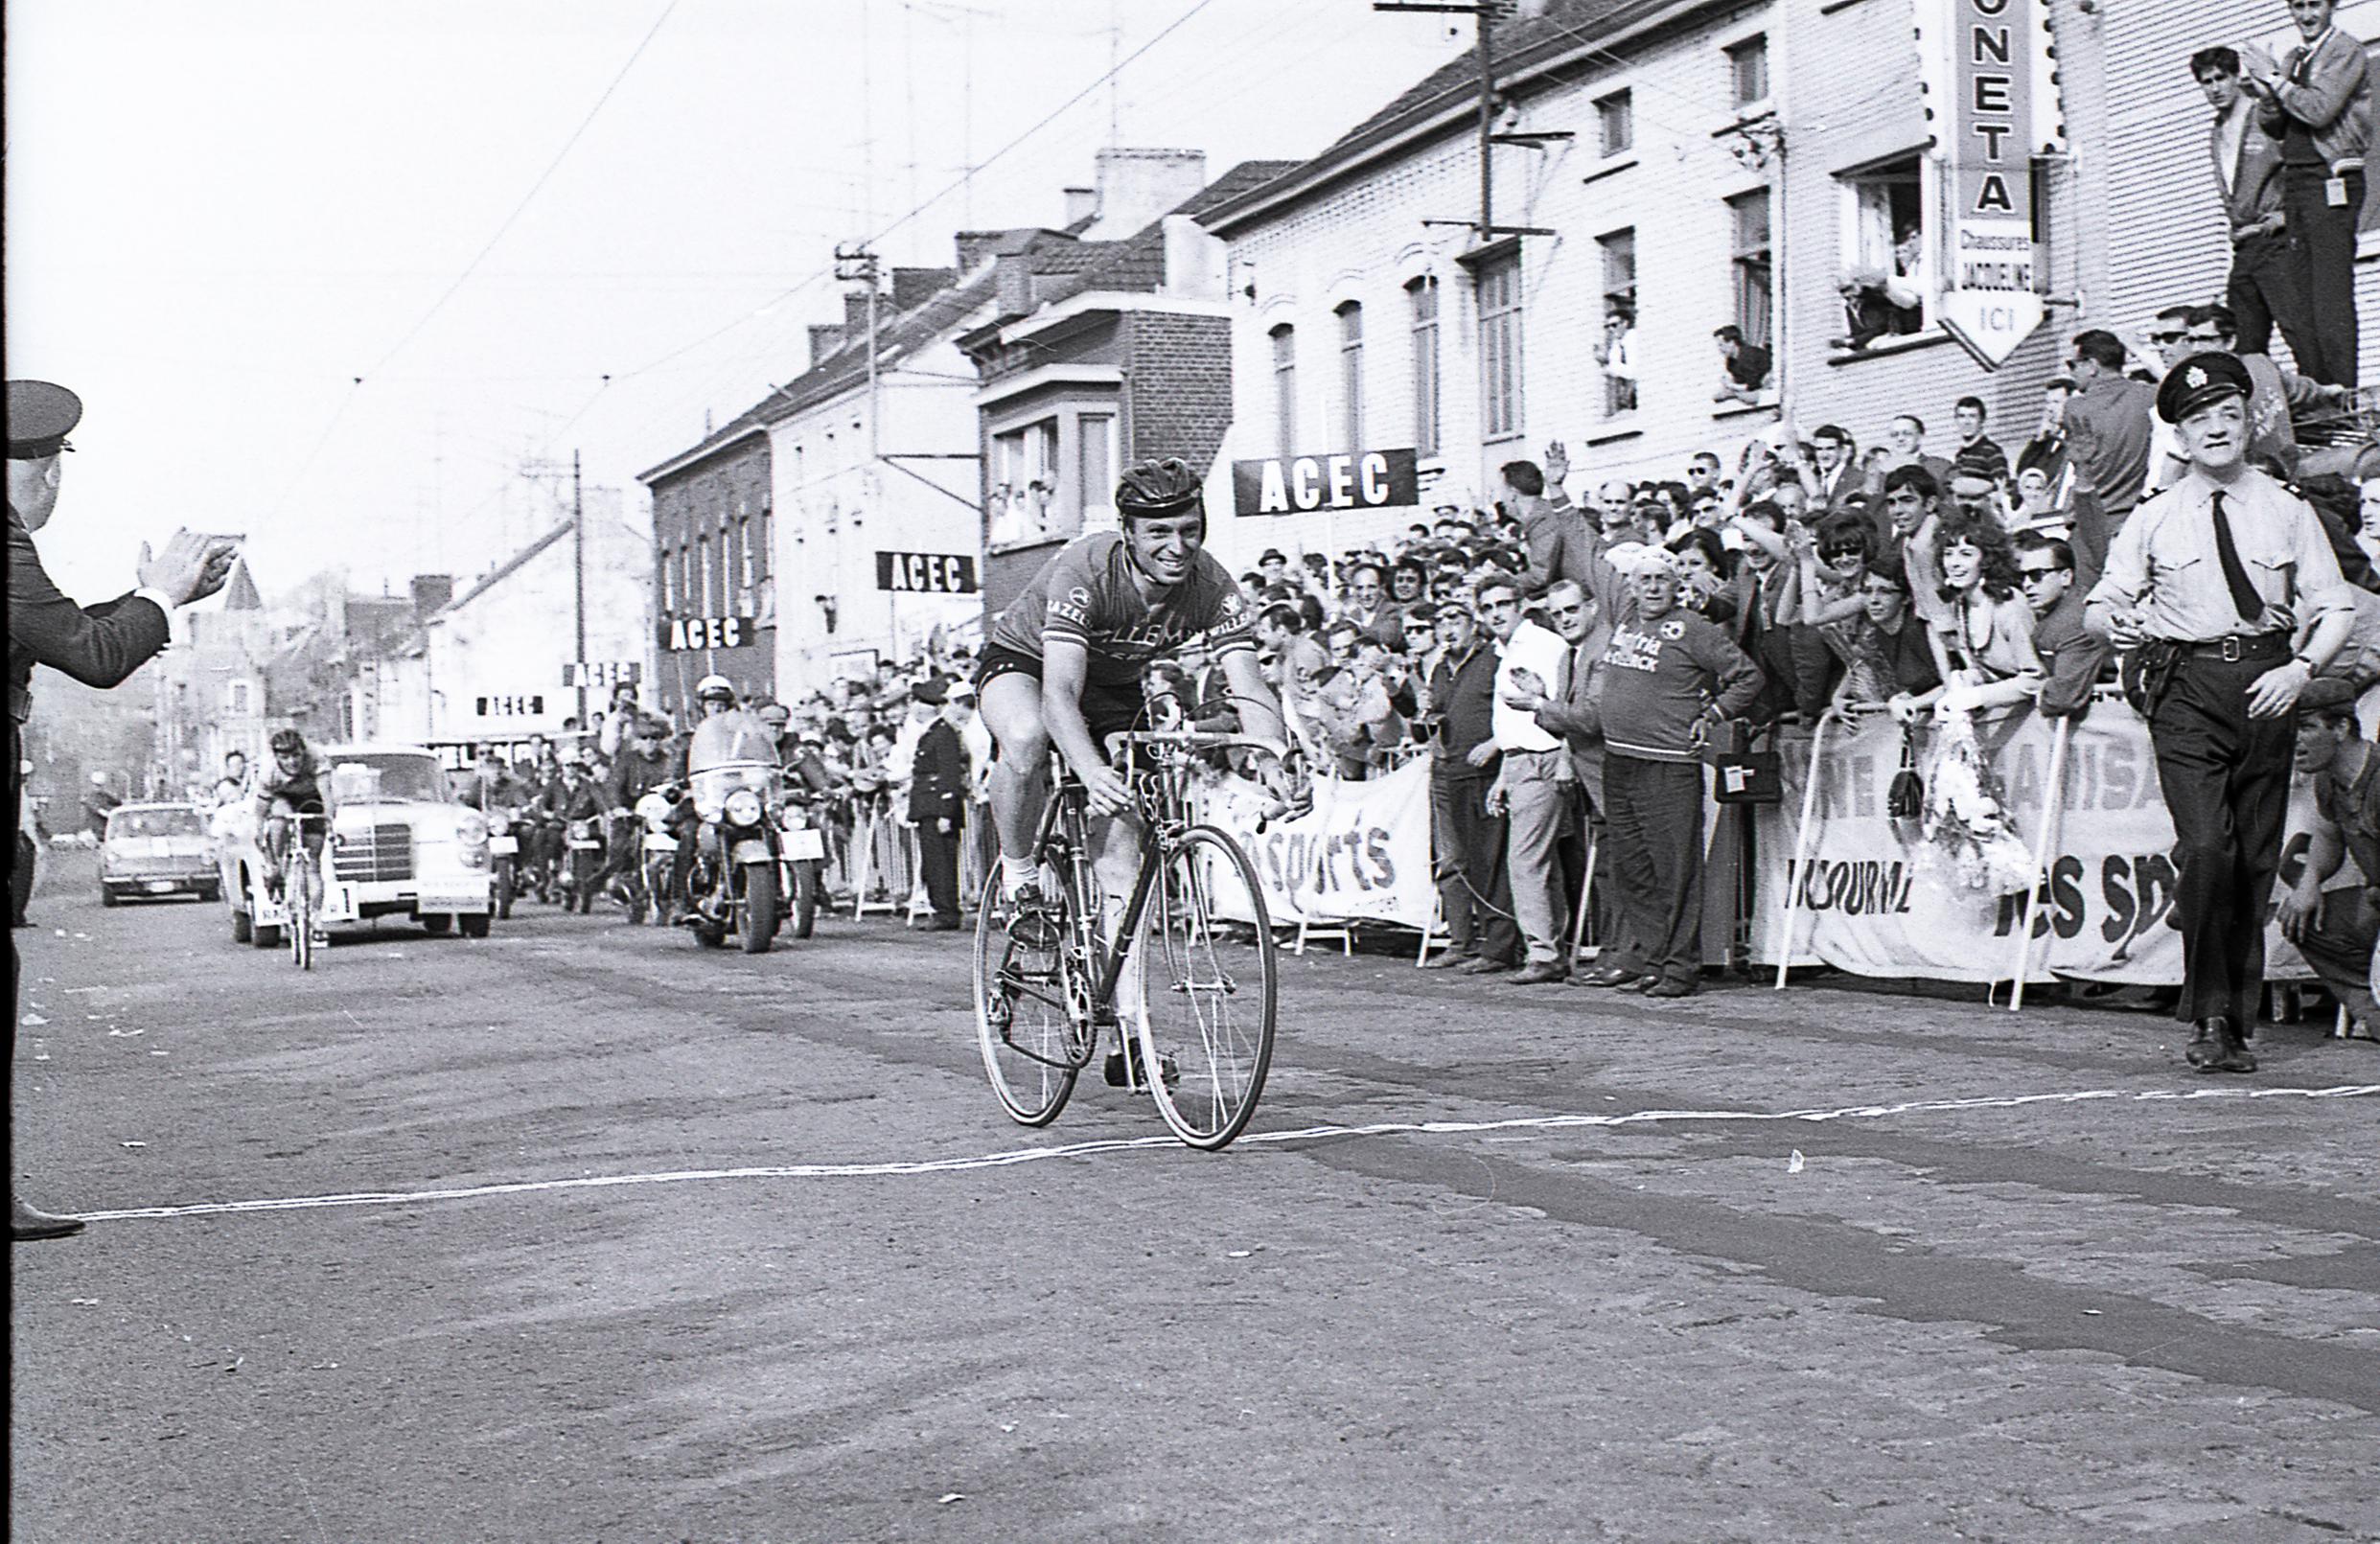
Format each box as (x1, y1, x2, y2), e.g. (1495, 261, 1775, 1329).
(1191, 757, 1435, 929)
(1749, 700, 2326, 984)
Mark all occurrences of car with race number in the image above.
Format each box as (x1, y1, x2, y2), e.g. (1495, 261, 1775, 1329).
(218, 743, 495, 947)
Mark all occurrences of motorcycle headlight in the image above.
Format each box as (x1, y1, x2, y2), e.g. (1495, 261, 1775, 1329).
(776, 804, 807, 832)
(723, 788, 764, 828)
(487, 813, 510, 835)
(457, 813, 489, 846)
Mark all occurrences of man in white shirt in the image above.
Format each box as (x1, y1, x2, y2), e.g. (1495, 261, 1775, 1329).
(1480, 576, 1576, 982)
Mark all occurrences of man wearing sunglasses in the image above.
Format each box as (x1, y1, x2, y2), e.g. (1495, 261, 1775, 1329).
(2015, 535, 2110, 719)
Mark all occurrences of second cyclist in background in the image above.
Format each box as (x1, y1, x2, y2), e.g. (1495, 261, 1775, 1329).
(255, 726, 335, 948)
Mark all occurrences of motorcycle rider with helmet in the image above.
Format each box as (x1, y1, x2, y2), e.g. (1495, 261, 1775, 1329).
(665, 676, 742, 920)
(604, 715, 675, 900)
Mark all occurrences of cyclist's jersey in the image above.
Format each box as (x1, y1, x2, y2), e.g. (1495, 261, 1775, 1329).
(989, 533, 1257, 690)
(254, 755, 326, 815)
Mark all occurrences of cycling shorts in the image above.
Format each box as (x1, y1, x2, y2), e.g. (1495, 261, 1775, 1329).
(976, 643, 1149, 745)
(267, 797, 329, 851)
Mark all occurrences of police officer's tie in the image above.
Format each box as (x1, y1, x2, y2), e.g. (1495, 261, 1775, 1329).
(2208, 491, 2265, 624)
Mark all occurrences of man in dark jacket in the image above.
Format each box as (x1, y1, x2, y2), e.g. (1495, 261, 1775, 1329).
(604, 718, 675, 893)
(1422, 601, 1522, 972)
(9, 380, 235, 1239)
(2016, 535, 2112, 719)
(907, 680, 968, 931)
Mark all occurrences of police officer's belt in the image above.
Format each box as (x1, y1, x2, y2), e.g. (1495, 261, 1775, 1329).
(2180, 632, 2290, 663)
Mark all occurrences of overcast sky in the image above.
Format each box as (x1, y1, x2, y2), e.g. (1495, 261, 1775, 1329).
(6, 0, 1467, 604)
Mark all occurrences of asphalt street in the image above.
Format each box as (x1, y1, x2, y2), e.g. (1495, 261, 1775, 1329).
(10, 869, 2379, 1544)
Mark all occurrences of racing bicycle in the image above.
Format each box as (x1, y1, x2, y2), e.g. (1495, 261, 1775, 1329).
(283, 812, 333, 971)
(972, 730, 1290, 1151)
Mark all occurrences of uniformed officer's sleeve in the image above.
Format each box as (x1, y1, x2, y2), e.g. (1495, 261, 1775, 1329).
(2288, 489, 2356, 629)
(7, 518, 171, 690)
(2082, 500, 2154, 639)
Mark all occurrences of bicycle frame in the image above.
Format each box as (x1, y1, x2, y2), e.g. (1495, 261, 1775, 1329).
(1028, 730, 1276, 1036)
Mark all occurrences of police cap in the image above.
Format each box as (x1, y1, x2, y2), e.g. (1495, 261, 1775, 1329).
(8, 380, 82, 460)
(910, 678, 948, 705)
(2156, 351, 2253, 425)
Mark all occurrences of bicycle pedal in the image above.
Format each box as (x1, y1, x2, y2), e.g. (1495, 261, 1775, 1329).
(1103, 1048, 1179, 1089)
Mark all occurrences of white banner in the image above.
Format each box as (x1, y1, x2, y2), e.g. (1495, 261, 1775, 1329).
(1191, 756, 1436, 928)
(1751, 699, 2329, 984)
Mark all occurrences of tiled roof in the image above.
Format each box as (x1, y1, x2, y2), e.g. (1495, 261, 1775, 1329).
(1198, 0, 1692, 230)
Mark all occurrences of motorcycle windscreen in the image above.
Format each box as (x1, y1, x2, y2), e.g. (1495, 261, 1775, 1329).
(685, 711, 778, 774)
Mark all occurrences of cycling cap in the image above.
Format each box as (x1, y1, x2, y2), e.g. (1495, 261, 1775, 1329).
(1115, 457, 1204, 519)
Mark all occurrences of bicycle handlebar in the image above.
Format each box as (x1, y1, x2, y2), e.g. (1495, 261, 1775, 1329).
(1102, 729, 1294, 761)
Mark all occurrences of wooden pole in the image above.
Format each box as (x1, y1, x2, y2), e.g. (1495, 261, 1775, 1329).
(1773, 709, 1837, 990)
(2006, 715, 2072, 1012)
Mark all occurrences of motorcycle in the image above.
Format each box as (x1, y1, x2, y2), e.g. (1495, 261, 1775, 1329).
(775, 786, 826, 941)
(625, 792, 678, 926)
(486, 805, 523, 920)
(561, 817, 606, 914)
(682, 711, 790, 954)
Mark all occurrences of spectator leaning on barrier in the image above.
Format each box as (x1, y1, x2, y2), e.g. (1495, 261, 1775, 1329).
(2239, 0, 2372, 386)
(1827, 552, 1941, 710)
(1424, 598, 1522, 975)
(2085, 350, 2357, 1075)
(1481, 576, 1577, 984)
(1590, 546, 1761, 998)
(2278, 675, 2380, 1039)
(2014, 535, 2111, 719)
(1901, 508, 2046, 722)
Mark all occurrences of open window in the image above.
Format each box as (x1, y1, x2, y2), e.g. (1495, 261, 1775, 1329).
(1835, 154, 1929, 353)
(1596, 229, 1638, 416)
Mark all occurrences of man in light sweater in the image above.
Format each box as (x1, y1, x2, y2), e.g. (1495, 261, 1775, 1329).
(1592, 547, 1761, 998)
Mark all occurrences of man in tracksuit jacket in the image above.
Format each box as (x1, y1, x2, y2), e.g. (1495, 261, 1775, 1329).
(1593, 545, 1762, 998)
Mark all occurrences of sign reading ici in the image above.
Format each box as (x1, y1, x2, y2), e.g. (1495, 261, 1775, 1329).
(1917, 0, 2062, 369)
(1232, 448, 1420, 517)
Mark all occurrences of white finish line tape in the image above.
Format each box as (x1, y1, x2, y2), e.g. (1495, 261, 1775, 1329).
(72, 1083, 2380, 1223)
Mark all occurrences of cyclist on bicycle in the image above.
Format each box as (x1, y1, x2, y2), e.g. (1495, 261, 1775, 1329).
(253, 727, 335, 945)
(978, 455, 1292, 927)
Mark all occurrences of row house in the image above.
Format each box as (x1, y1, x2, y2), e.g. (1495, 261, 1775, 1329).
(1195, 0, 2370, 567)
(959, 150, 1298, 611)
(638, 420, 777, 718)
(764, 261, 984, 694)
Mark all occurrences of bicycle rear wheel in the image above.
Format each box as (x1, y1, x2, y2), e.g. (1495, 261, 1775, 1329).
(972, 869, 1086, 1127)
(1134, 825, 1277, 1150)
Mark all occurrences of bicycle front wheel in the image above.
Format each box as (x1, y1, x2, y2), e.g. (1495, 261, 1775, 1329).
(1135, 825, 1277, 1150)
(290, 858, 314, 971)
(972, 869, 1084, 1127)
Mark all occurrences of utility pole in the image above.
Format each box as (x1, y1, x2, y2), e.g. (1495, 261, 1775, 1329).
(836, 242, 888, 657)
(572, 450, 588, 727)
(1378, 1, 1562, 245)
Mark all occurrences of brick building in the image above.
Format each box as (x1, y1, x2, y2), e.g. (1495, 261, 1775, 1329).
(1192, 0, 2372, 569)
(637, 426, 776, 719)
(958, 152, 1296, 613)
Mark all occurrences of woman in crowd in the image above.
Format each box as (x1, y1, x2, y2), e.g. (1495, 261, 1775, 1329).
(1826, 552, 1942, 709)
(1894, 510, 2043, 722)
(1665, 527, 1739, 624)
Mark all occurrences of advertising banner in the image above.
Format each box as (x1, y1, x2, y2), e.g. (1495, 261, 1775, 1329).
(1751, 702, 2324, 984)
(1191, 756, 1435, 928)
(1232, 448, 1420, 518)
(875, 550, 980, 594)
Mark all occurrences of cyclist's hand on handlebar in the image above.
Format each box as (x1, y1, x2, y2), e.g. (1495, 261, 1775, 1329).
(1078, 759, 1134, 818)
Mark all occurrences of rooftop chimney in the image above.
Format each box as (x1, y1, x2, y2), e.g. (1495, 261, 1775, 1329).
(890, 265, 957, 311)
(994, 251, 1034, 318)
(955, 230, 1005, 272)
(1062, 186, 1098, 227)
(843, 290, 876, 340)
(410, 574, 454, 621)
(1083, 149, 1207, 240)
(807, 324, 845, 367)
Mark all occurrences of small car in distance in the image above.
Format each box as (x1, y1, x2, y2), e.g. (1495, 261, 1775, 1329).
(99, 802, 220, 906)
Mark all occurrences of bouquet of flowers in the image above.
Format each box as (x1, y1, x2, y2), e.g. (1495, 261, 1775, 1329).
(1916, 703, 2039, 896)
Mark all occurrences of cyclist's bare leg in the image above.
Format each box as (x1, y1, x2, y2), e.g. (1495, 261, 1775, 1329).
(980, 672, 1050, 893)
(262, 813, 290, 893)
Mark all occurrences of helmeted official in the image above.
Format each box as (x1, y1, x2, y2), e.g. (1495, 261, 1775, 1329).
(2083, 352, 2357, 1072)
(8, 380, 238, 1238)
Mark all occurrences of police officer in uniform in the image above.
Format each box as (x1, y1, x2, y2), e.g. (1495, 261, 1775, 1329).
(8, 380, 236, 1237)
(2084, 353, 2357, 1073)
